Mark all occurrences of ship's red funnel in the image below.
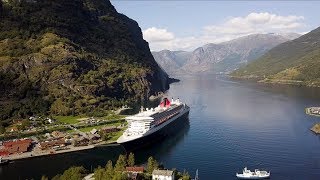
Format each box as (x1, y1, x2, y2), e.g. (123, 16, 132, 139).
(160, 98, 171, 108)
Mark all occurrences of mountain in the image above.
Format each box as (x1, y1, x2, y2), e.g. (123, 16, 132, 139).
(152, 33, 299, 75)
(151, 50, 191, 75)
(231, 27, 320, 87)
(0, 0, 170, 121)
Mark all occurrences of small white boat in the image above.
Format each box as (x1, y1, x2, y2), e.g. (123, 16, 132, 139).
(236, 167, 270, 179)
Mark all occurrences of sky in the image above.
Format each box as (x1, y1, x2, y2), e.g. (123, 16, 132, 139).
(111, 1, 320, 51)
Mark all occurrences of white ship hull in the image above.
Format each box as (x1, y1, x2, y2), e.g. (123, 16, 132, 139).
(117, 105, 190, 150)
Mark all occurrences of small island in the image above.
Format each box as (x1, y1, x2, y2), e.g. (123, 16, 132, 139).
(311, 124, 320, 134)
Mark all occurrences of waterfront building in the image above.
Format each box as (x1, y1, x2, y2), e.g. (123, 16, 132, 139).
(39, 138, 66, 150)
(152, 169, 175, 180)
(0, 139, 32, 155)
(126, 167, 144, 180)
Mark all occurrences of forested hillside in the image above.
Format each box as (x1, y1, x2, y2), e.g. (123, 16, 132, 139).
(232, 27, 320, 87)
(0, 0, 170, 122)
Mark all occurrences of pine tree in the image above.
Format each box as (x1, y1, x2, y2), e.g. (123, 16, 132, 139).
(105, 160, 114, 179)
(147, 156, 159, 174)
(147, 156, 155, 174)
(112, 171, 126, 180)
(0, 125, 5, 134)
(94, 166, 105, 180)
(127, 152, 135, 167)
(114, 154, 126, 172)
(41, 175, 48, 180)
(60, 166, 87, 180)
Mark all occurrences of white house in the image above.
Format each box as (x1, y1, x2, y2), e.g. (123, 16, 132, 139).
(152, 169, 175, 180)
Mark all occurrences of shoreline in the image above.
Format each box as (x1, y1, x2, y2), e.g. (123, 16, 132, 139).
(229, 75, 320, 88)
(3, 140, 119, 161)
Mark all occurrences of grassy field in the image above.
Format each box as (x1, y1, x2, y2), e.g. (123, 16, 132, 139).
(100, 114, 126, 120)
(54, 114, 125, 125)
(77, 122, 122, 132)
(54, 116, 84, 124)
(107, 130, 124, 142)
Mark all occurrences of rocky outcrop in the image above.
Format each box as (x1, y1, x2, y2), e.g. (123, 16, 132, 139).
(311, 123, 320, 134)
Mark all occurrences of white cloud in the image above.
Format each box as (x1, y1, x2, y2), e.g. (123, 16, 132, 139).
(203, 12, 304, 36)
(143, 27, 175, 42)
(143, 12, 306, 51)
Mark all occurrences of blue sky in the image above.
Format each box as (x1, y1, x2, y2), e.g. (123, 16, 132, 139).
(111, 1, 320, 51)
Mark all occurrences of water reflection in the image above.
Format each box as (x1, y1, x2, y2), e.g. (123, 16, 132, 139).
(133, 118, 190, 164)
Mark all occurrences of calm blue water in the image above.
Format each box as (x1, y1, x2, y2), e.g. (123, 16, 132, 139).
(1, 75, 320, 179)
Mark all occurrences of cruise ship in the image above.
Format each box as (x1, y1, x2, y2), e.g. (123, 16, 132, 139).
(117, 97, 190, 150)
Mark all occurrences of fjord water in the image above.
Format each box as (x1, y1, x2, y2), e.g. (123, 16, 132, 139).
(1, 75, 320, 179)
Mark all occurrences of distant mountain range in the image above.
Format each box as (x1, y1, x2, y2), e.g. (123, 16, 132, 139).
(231, 27, 320, 87)
(152, 33, 300, 75)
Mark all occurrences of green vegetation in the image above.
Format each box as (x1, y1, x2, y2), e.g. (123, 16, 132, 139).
(114, 154, 127, 172)
(102, 114, 126, 121)
(98, 129, 124, 142)
(77, 123, 120, 133)
(147, 156, 159, 174)
(54, 116, 83, 124)
(175, 170, 192, 180)
(49, 166, 87, 180)
(127, 152, 135, 167)
(231, 27, 320, 87)
(108, 130, 124, 142)
(48, 154, 191, 180)
(0, 0, 169, 125)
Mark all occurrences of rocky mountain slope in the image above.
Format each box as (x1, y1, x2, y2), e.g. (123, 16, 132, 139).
(152, 50, 191, 75)
(231, 27, 320, 87)
(153, 33, 300, 75)
(0, 0, 170, 121)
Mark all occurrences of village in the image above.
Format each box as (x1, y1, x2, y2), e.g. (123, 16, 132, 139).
(0, 114, 126, 161)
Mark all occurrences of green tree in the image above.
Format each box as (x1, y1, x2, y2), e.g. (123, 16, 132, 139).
(41, 175, 48, 180)
(112, 171, 126, 180)
(0, 125, 5, 134)
(147, 156, 159, 174)
(114, 154, 126, 172)
(94, 166, 105, 180)
(60, 166, 87, 180)
(51, 174, 61, 180)
(105, 160, 114, 179)
(175, 169, 191, 180)
(127, 152, 135, 167)
(21, 120, 30, 129)
(181, 170, 191, 180)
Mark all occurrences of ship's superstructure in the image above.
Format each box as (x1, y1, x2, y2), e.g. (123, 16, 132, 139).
(117, 98, 189, 149)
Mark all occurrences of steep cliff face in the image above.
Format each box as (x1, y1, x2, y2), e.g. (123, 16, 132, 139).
(0, 0, 169, 120)
(152, 50, 190, 75)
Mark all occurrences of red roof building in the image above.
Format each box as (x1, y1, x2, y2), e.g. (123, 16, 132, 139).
(126, 167, 144, 180)
(1, 139, 32, 154)
(126, 166, 144, 173)
(39, 138, 66, 150)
